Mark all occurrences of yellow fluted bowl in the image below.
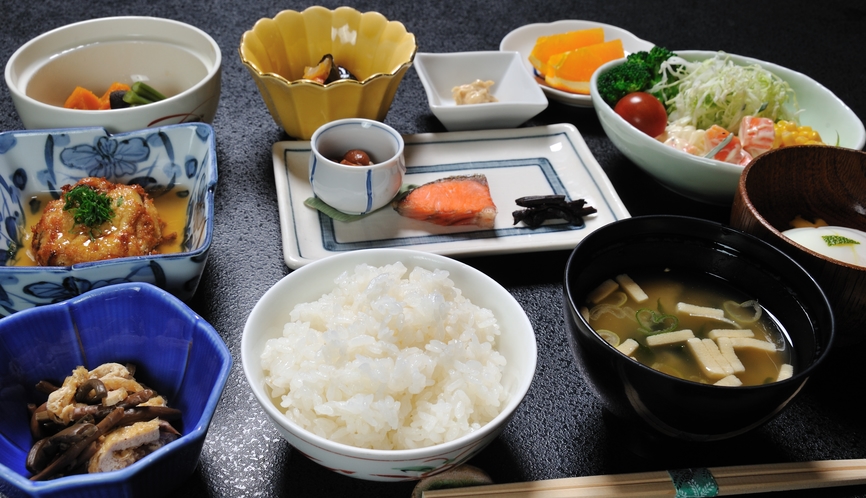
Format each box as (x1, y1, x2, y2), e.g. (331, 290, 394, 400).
(239, 6, 417, 139)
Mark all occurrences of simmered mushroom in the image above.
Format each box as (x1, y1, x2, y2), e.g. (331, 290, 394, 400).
(26, 364, 182, 480)
(302, 54, 358, 84)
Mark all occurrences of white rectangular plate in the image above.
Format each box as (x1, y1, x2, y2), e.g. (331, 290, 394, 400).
(273, 123, 630, 269)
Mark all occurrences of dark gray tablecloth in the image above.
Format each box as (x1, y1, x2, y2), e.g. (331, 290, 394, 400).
(2, 1, 865, 496)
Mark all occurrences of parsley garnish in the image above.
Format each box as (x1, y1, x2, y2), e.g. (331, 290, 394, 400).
(63, 185, 115, 230)
(822, 235, 860, 247)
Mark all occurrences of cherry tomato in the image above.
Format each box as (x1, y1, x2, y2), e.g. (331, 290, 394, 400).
(613, 92, 668, 137)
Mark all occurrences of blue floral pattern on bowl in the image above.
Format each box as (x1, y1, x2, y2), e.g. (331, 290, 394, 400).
(0, 123, 217, 317)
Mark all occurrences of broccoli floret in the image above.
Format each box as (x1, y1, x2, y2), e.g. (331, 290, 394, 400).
(624, 51, 652, 67)
(645, 46, 676, 85)
(596, 64, 653, 107)
(650, 46, 676, 62)
(596, 46, 676, 106)
(625, 46, 674, 70)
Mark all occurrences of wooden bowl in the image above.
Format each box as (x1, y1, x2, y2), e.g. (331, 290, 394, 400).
(730, 146, 866, 344)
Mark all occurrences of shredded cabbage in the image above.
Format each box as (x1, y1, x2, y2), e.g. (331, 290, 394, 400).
(650, 52, 799, 132)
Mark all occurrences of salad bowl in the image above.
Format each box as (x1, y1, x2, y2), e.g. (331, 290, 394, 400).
(590, 50, 866, 205)
(0, 123, 217, 316)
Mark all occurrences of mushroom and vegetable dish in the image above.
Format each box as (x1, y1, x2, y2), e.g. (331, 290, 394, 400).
(26, 362, 182, 480)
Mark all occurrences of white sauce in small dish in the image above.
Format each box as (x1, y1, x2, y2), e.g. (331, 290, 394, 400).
(452, 79, 498, 105)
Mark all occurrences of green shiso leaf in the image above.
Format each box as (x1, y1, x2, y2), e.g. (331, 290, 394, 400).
(304, 184, 418, 222)
(303, 197, 369, 222)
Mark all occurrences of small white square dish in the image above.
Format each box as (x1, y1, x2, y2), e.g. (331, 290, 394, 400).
(414, 51, 548, 131)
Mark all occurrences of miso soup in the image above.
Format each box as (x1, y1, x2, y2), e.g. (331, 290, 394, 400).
(582, 269, 793, 386)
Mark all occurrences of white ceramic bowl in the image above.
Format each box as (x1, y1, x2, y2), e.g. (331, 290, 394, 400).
(590, 50, 866, 205)
(309, 118, 406, 215)
(414, 51, 548, 131)
(5, 16, 221, 133)
(499, 19, 653, 108)
(241, 248, 537, 481)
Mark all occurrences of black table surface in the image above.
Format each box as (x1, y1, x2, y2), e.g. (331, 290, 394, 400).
(2, 1, 865, 497)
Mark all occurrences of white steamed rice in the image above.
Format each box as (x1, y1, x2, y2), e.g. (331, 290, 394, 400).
(260, 262, 508, 450)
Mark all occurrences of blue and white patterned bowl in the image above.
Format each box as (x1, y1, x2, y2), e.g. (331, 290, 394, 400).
(0, 123, 217, 317)
(309, 118, 405, 215)
(0, 282, 232, 498)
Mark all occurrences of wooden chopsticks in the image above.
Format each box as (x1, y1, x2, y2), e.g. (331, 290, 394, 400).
(421, 459, 866, 497)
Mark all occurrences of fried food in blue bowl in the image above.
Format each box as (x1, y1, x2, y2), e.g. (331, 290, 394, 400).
(0, 123, 217, 317)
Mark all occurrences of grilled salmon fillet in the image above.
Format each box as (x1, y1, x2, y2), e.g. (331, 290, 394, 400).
(392, 174, 497, 229)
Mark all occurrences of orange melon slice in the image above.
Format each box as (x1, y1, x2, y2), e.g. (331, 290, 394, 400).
(528, 27, 605, 76)
(544, 39, 624, 94)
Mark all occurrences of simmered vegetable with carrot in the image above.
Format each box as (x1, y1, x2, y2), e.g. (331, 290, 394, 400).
(62, 82, 166, 110)
(99, 82, 132, 109)
(63, 87, 105, 111)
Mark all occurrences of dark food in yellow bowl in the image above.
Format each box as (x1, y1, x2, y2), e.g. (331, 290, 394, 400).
(239, 6, 417, 139)
(302, 54, 357, 84)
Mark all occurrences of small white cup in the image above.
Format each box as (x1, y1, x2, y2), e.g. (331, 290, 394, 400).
(309, 118, 406, 215)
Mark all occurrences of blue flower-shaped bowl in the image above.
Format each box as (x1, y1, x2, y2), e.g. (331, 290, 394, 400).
(0, 123, 217, 317)
(0, 282, 232, 498)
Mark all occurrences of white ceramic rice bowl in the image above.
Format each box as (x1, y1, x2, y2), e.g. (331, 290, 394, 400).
(590, 50, 866, 205)
(241, 248, 537, 481)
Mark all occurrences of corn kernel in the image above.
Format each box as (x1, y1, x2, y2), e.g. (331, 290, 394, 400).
(773, 120, 823, 148)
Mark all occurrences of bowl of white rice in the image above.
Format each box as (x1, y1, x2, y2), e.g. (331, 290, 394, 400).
(241, 248, 537, 481)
